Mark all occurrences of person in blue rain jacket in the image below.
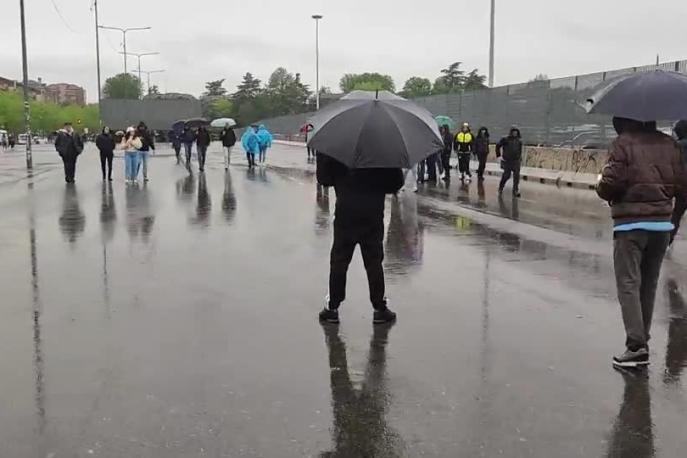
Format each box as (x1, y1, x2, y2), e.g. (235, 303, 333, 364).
(256, 124, 273, 165)
(241, 126, 260, 169)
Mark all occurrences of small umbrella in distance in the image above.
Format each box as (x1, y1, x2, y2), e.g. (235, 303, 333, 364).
(435, 115, 455, 131)
(210, 118, 236, 128)
(184, 118, 210, 129)
(586, 70, 687, 121)
(307, 90, 443, 169)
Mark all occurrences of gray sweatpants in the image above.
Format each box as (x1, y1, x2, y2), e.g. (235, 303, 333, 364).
(613, 230, 670, 350)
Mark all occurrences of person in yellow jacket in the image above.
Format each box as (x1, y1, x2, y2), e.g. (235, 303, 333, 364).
(454, 123, 474, 181)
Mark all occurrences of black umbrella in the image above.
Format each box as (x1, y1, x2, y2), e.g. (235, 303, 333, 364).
(307, 90, 443, 168)
(586, 70, 687, 121)
(173, 118, 209, 131)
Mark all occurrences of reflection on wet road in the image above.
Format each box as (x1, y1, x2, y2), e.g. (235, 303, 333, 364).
(0, 144, 686, 457)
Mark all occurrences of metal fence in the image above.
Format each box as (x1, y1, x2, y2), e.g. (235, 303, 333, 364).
(259, 60, 687, 147)
(101, 98, 202, 131)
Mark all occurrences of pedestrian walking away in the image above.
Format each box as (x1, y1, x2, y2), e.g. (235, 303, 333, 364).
(440, 125, 453, 182)
(257, 124, 273, 165)
(196, 126, 211, 172)
(317, 153, 403, 325)
(597, 117, 687, 369)
(670, 119, 687, 245)
(54, 122, 84, 183)
(454, 122, 473, 181)
(241, 125, 260, 169)
(182, 126, 196, 170)
(169, 130, 182, 165)
(474, 127, 490, 181)
(303, 123, 315, 161)
(220, 124, 237, 170)
(96, 126, 116, 181)
(120, 127, 143, 184)
(425, 152, 439, 183)
(496, 127, 523, 198)
(136, 121, 155, 181)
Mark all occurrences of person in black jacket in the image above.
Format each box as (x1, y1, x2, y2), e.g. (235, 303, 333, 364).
(196, 126, 211, 172)
(439, 125, 453, 181)
(96, 126, 116, 181)
(219, 125, 237, 170)
(496, 127, 523, 198)
(136, 121, 155, 181)
(54, 122, 84, 183)
(169, 130, 182, 164)
(474, 127, 490, 181)
(182, 126, 196, 169)
(671, 119, 687, 245)
(316, 153, 403, 325)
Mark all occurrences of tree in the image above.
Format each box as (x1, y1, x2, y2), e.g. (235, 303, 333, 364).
(339, 73, 395, 93)
(206, 98, 235, 119)
(148, 85, 160, 96)
(463, 69, 487, 91)
(401, 77, 432, 98)
(433, 62, 466, 94)
(103, 73, 142, 99)
(530, 74, 549, 82)
(204, 79, 227, 97)
(233, 73, 262, 102)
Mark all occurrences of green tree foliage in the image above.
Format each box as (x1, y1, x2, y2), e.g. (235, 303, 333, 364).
(233, 73, 262, 103)
(204, 79, 227, 97)
(463, 69, 487, 91)
(0, 90, 99, 135)
(265, 68, 311, 116)
(401, 77, 433, 98)
(432, 63, 487, 94)
(206, 98, 235, 119)
(148, 85, 160, 96)
(103, 73, 142, 99)
(339, 73, 395, 93)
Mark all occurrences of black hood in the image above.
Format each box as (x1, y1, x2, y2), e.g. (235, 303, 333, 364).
(509, 127, 521, 138)
(477, 127, 489, 138)
(674, 120, 687, 140)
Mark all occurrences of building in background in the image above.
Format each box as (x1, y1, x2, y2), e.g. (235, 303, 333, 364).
(46, 83, 86, 106)
(0, 76, 49, 101)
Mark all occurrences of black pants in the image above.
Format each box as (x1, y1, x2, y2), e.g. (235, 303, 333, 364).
(62, 155, 77, 183)
(173, 145, 181, 163)
(307, 146, 314, 159)
(671, 195, 687, 243)
(198, 145, 208, 170)
(614, 231, 670, 350)
(426, 154, 438, 182)
(477, 153, 488, 179)
(458, 153, 471, 177)
(329, 221, 385, 309)
(499, 161, 521, 192)
(440, 153, 451, 179)
(99, 151, 113, 180)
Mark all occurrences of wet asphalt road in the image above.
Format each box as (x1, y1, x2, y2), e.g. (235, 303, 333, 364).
(1, 143, 686, 457)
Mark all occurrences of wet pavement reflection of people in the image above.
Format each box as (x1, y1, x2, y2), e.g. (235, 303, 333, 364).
(320, 324, 404, 457)
(176, 173, 195, 203)
(664, 279, 687, 384)
(497, 194, 520, 221)
(315, 185, 330, 234)
(476, 180, 487, 209)
(385, 195, 423, 275)
(222, 171, 237, 224)
(194, 173, 211, 227)
(58, 184, 86, 244)
(126, 183, 155, 242)
(606, 369, 654, 458)
(100, 182, 116, 242)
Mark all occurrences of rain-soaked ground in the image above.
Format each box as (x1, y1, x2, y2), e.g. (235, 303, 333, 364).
(1, 143, 686, 457)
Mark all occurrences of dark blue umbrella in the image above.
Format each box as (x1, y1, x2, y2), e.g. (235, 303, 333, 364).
(586, 70, 687, 121)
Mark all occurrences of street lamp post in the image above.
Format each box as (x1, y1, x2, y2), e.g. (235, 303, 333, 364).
(94, 0, 102, 109)
(312, 14, 323, 110)
(98, 25, 151, 74)
(19, 0, 32, 169)
(136, 70, 165, 95)
(488, 0, 495, 87)
(118, 51, 159, 85)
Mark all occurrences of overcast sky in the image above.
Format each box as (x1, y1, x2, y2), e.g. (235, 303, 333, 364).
(1, 0, 686, 103)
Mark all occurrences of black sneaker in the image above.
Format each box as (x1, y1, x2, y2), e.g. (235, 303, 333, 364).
(513, 191, 521, 198)
(612, 347, 649, 368)
(319, 296, 340, 324)
(373, 307, 397, 324)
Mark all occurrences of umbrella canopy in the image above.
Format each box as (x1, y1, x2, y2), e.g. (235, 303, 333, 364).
(210, 118, 236, 128)
(307, 90, 443, 168)
(586, 70, 687, 121)
(435, 115, 455, 131)
(172, 118, 209, 132)
(300, 123, 314, 133)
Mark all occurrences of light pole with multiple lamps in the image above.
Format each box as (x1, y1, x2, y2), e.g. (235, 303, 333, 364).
(98, 25, 151, 74)
(135, 69, 166, 96)
(119, 51, 159, 84)
(19, 0, 32, 169)
(312, 14, 323, 110)
(488, 0, 495, 87)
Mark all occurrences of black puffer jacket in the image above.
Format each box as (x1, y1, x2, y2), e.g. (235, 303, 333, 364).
(316, 153, 403, 225)
(96, 132, 115, 154)
(496, 128, 522, 162)
(474, 128, 490, 157)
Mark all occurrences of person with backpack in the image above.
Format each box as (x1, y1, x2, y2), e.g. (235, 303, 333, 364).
(496, 127, 523, 198)
(474, 127, 490, 181)
(96, 126, 116, 181)
(54, 122, 84, 183)
(219, 124, 237, 170)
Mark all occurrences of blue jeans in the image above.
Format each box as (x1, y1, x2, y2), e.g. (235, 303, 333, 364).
(184, 143, 193, 164)
(137, 151, 149, 178)
(125, 151, 139, 180)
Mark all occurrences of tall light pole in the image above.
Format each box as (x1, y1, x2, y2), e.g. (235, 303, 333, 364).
(119, 51, 159, 85)
(312, 14, 323, 110)
(136, 69, 165, 95)
(488, 0, 495, 87)
(94, 0, 102, 108)
(19, 0, 32, 169)
(98, 25, 151, 74)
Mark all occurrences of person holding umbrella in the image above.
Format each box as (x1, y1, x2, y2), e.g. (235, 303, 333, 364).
(302, 123, 315, 161)
(169, 129, 182, 165)
(587, 69, 687, 369)
(311, 90, 442, 324)
(670, 120, 687, 245)
(196, 126, 211, 172)
(181, 126, 196, 170)
(220, 124, 237, 170)
(439, 125, 453, 182)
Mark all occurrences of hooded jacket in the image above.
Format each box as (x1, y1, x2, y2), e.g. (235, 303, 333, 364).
(182, 128, 196, 144)
(474, 128, 490, 157)
(317, 153, 403, 225)
(55, 128, 84, 158)
(496, 128, 522, 162)
(136, 125, 155, 152)
(675, 120, 687, 160)
(196, 128, 211, 148)
(597, 117, 687, 225)
(241, 129, 260, 155)
(220, 128, 237, 147)
(96, 129, 116, 155)
(257, 125, 273, 149)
